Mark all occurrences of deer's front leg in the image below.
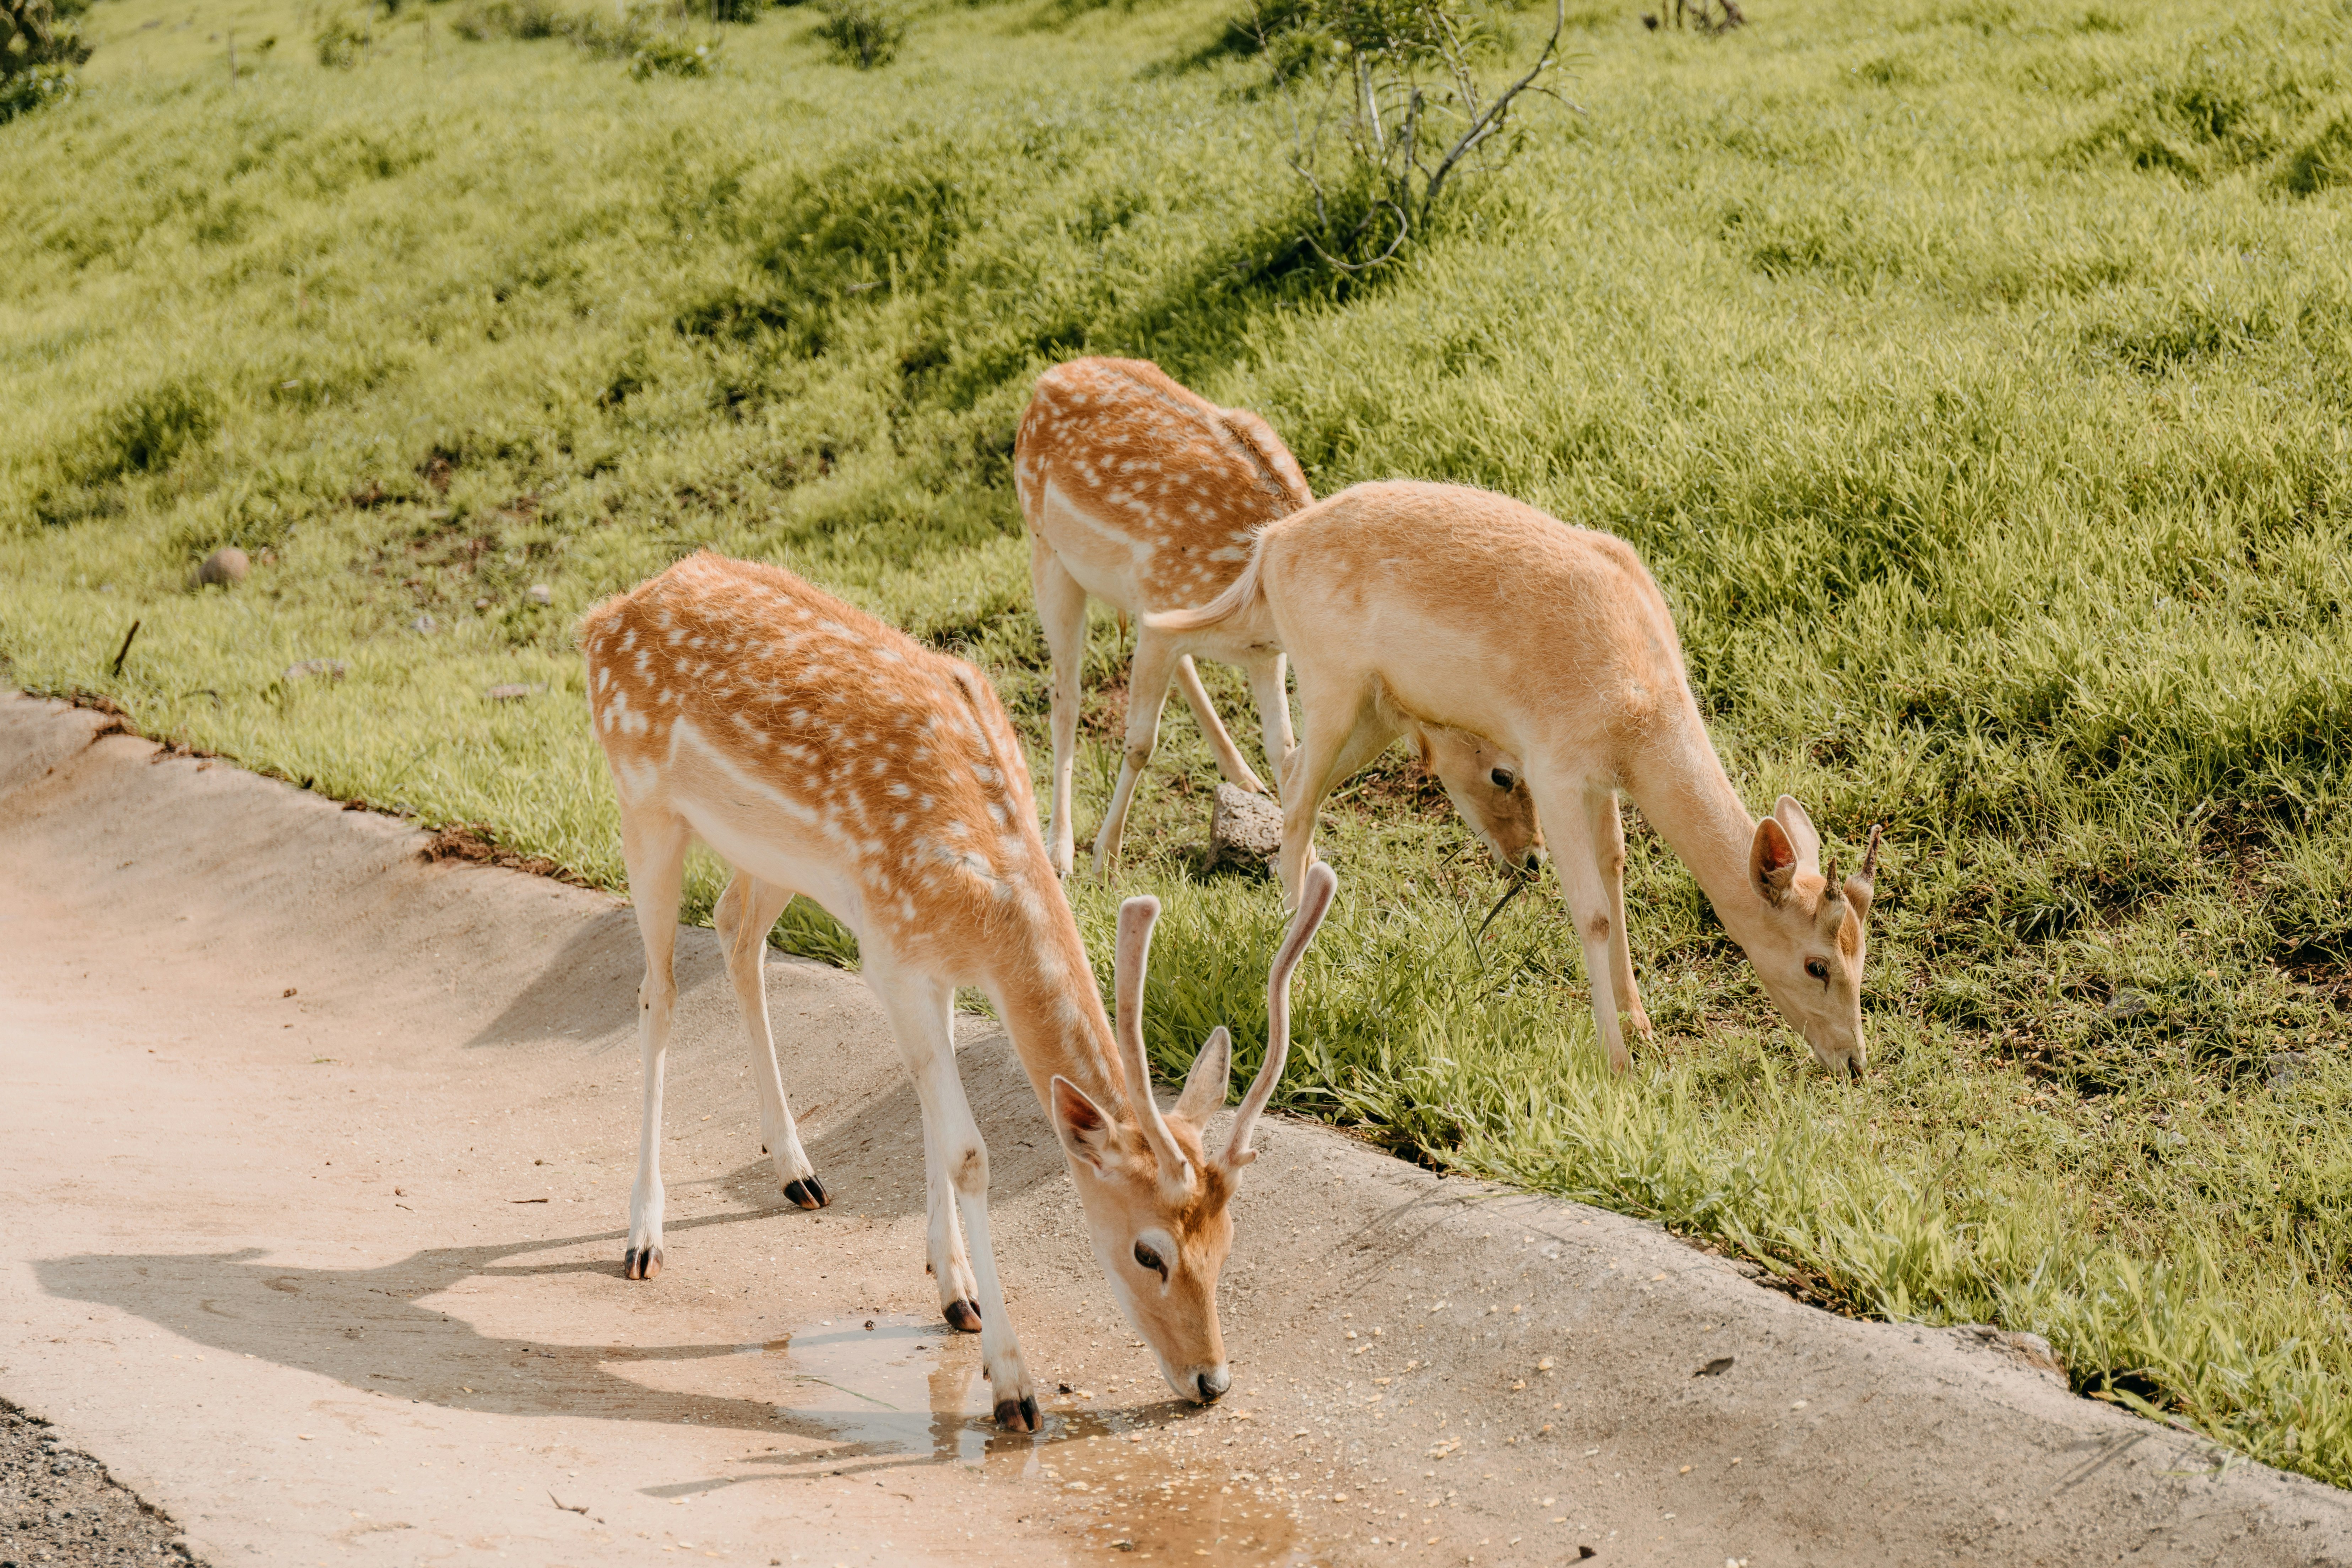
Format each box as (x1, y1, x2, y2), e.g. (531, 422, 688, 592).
(1275, 689, 1393, 910)
(1535, 775, 1631, 1074)
(870, 961, 1038, 1432)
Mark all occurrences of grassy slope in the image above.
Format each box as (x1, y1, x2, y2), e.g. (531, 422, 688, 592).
(6, 0, 2352, 1483)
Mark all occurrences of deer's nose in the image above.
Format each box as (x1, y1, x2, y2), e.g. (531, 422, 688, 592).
(1195, 1366, 1231, 1404)
(1523, 848, 1546, 872)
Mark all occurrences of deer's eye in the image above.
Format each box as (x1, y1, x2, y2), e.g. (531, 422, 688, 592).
(1805, 958, 1830, 982)
(1490, 768, 1517, 791)
(1133, 1242, 1168, 1282)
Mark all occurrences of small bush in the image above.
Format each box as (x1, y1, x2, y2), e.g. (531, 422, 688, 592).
(2270, 104, 2352, 196)
(314, 11, 370, 66)
(625, 31, 717, 75)
(68, 381, 219, 486)
(451, 0, 567, 39)
(1, 0, 91, 121)
(813, 0, 905, 67)
(0, 57, 76, 119)
(452, 0, 722, 72)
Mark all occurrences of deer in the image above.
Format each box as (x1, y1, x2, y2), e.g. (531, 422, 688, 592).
(1150, 481, 1885, 1075)
(578, 550, 1340, 1431)
(1016, 356, 1542, 883)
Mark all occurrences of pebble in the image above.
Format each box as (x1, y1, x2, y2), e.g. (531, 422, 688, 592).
(527, 584, 553, 606)
(196, 547, 249, 586)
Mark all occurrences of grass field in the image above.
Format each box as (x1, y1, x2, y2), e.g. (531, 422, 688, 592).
(6, 0, 2352, 1486)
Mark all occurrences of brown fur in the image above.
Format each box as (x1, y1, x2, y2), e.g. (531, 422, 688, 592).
(578, 552, 1333, 1423)
(1152, 482, 1880, 1073)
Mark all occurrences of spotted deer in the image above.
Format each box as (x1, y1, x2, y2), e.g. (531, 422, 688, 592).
(1015, 357, 1541, 881)
(1151, 481, 1884, 1074)
(578, 552, 1340, 1429)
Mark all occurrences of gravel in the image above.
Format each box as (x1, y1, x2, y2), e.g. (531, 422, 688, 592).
(0, 1402, 199, 1568)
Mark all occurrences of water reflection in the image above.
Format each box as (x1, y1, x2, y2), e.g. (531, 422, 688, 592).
(748, 1314, 1309, 1564)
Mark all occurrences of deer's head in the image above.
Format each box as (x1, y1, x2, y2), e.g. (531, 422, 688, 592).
(1416, 727, 1546, 877)
(1048, 862, 1337, 1405)
(1746, 797, 1881, 1074)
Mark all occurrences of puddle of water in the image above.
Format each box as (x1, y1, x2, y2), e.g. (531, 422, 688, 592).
(752, 1315, 1312, 1566)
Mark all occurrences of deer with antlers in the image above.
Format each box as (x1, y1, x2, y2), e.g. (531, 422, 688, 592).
(579, 552, 1339, 1429)
(1152, 481, 1883, 1074)
(1016, 357, 1541, 881)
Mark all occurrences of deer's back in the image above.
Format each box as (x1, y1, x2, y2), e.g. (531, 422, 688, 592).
(579, 552, 1053, 956)
(1257, 482, 1692, 749)
(1015, 357, 1311, 612)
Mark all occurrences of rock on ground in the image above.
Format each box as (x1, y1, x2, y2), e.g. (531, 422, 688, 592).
(1210, 781, 1283, 868)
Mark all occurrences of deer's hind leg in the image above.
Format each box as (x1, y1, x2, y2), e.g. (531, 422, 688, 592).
(712, 870, 828, 1211)
(1090, 628, 1183, 880)
(619, 803, 692, 1280)
(1172, 654, 1268, 796)
(1032, 534, 1088, 879)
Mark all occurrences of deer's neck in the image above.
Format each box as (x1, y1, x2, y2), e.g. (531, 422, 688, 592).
(1621, 706, 1773, 953)
(981, 885, 1131, 1116)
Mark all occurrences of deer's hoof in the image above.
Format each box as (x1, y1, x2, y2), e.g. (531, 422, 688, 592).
(993, 1395, 1041, 1433)
(944, 1298, 983, 1334)
(783, 1177, 828, 1210)
(623, 1245, 663, 1281)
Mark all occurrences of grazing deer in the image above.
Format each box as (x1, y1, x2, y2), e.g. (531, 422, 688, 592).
(1016, 357, 1542, 881)
(1151, 481, 1883, 1075)
(578, 552, 1340, 1429)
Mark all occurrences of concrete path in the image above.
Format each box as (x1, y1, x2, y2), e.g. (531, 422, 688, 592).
(4, 690, 2348, 1568)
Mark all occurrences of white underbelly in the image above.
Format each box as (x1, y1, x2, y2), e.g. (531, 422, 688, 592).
(679, 795, 869, 942)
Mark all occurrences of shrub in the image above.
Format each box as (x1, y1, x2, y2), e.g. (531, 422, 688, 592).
(1262, 0, 1568, 271)
(812, 0, 905, 68)
(67, 381, 218, 487)
(314, 11, 371, 66)
(2269, 103, 2352, 196)
(1, 0, 91, 120)
(625, 31, 717, 75)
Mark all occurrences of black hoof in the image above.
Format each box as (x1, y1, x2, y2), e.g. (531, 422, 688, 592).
(944, 1298, 983, 1333)
(993, 1396, 1040, 1433)
(783, 1177, 828, 1210)
(623, 1245, 663, 1281)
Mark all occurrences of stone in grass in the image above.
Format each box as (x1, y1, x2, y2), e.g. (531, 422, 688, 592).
(196, 547, 249, 587)
(284, 659, 346, 682)
(1210, 782, 1283, 869)
(485, 683, 544, 702)
(526, 584, 554, 606)
(411, 614, 437, 635)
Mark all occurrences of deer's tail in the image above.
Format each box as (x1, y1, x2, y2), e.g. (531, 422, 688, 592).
(1145, 537, 1272, 639)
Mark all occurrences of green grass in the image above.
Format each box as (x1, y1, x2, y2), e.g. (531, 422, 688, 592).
(6, 0, 2352, 1487)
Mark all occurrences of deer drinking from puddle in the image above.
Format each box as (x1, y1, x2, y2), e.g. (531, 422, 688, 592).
(1016, 357, 1542, 880)
(579, 552, 1339, 1429)
(1151, 481, 1883, 1074)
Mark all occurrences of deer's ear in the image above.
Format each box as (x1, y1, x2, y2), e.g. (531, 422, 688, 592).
(1772, 796, 1822, 875)
(1051, 1076, 1120, 1175)
(1174, 1026, 1232, 1126)
(1751, 816, 1800, 907)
